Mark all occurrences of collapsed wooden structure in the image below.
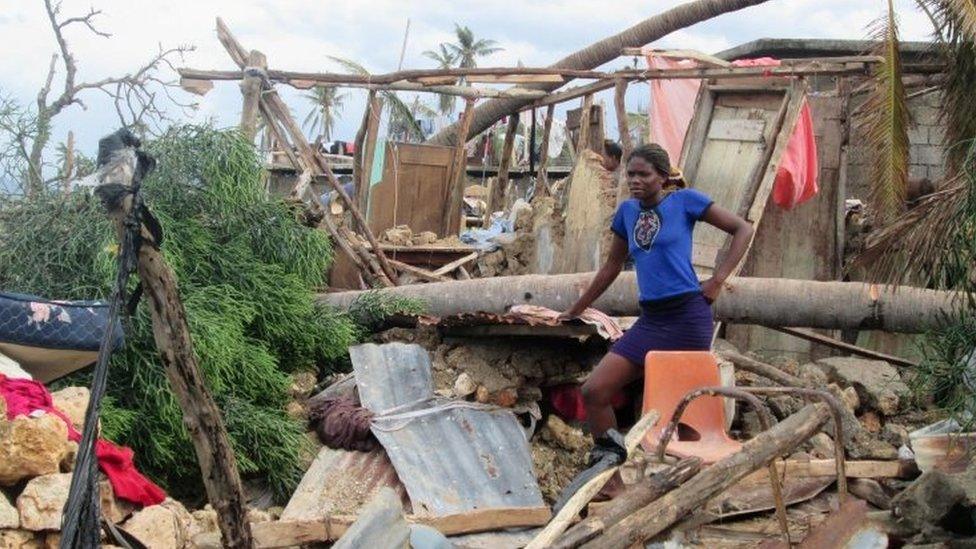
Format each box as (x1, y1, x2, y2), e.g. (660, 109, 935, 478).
(177, 18, 935, 298)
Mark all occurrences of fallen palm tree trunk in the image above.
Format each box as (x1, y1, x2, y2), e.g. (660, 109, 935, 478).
(581, 403, 831, 548)
(552, 458, 702, 549)
(318, 273, 961, 333)
(427, 0, 772, 146)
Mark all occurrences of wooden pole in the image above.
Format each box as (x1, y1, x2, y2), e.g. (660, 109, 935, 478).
(491, 114, 519, 214)
(553, 458, 701, 549)
(240, 50, 267, 142)
(614, 79, 632, 160)
(129, 224, 253, 548)
(577, 94, 593, 154)
(534, 104, 555, 197)
(583, 404, 831, 548)
(444, 98, 476, 236)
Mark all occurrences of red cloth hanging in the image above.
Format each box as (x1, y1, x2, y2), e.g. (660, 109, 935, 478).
(0, 374, 166, 506)
(772, 98, 819, 209)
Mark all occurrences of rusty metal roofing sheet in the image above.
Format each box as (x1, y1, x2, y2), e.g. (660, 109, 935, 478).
(371, 401, 545, 517)
(349, 342, 435, 414)
(280, 446, 410, 521)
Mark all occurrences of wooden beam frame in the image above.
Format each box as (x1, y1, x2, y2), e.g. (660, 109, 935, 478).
(491, 114, 519, 214)
(444, 98, 476, 235)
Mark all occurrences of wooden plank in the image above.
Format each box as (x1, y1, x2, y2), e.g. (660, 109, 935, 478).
(367, 143, 456, 237)
(194, 507, 553, 548)
(771, 327, 919, 367)
(706, 119, 766, 142)
(614, 79, 633, 160)
(388, 259, 451, 283)
(741, 459, 915, 485)
(747, 85, 808, 223)
(677, 86, 714, 181)
(466, 74, 566, 84)
(577, 94, 594, 154)
(431, 251, 479, 277)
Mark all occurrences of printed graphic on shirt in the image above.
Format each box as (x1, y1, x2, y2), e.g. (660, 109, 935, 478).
(634, 209, 661, 251)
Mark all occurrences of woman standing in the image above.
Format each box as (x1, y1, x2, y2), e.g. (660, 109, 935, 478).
(560, 143, 753, 497)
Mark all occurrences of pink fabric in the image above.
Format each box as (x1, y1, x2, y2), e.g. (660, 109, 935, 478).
(644, 54, 818, 209)
(646, 54, 702, 163)
(773, 98, 819, 209)
(0, 374, 166, 506)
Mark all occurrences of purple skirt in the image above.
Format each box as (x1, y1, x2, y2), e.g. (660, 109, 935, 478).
(610, 292, 714, 366)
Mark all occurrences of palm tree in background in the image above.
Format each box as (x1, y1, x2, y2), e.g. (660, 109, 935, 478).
(445, 23, 503, 69)
(328, 56, 427, 142)
(301, 85, 347, 141)
(422, 44, 458, 116)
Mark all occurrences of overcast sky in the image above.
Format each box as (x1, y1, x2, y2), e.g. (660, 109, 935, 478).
(1, 0, 935, 161)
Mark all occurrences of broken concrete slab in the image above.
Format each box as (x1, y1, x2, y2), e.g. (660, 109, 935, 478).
(815, 357, 910, 416)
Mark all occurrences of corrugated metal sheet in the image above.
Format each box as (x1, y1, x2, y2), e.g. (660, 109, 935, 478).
(280, 446, 410, 521)
(349, 343, 434, 414)
(372, 401, 545, 517)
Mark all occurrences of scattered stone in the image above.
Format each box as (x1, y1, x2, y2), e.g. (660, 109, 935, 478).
(491, 388, 518, 407)
(840, 386, 860, 414)
(122, 499, 193, 549)
(0, 413, 72, 485)
(189, 505, 219, 541)
(0, 491, 19, 529)
(882, 423, 911, 448)
(49, 387, 89, 431)
(0, 530, 41, 548)
(816, 357, 910, 416)
(892, 470, 966, 532)
(380, 225, 413, 246)
(453, 373, 477, 398)
(475, 385, 490, 404)
(285, 401, 306, 421)
(798, 362, 829, 387)
(860, 411, 882, 433)
(808, 433, 836, 459)
(768, 395, 803, 420)
(543, 415, 588, 452)
(288, 371, 317, 399)
(412, 231, 438, 246)
(532, 418, 591, 504)
(247, 508, 272, 523)
(17, 473, 121, 531)
(849, 478, 891, 510)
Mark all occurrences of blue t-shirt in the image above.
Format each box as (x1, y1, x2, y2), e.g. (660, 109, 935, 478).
(610, 189, 714, 302)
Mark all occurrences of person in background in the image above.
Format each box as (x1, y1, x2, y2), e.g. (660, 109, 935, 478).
(320, 175, 356, 205)
(560, 143, 753, 499)
(602, 140, 623, 172)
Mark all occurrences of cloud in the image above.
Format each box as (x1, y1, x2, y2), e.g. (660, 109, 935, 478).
(0, 0, 934, 158)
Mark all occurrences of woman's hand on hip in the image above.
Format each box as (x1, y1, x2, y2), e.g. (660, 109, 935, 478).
(700, 277, 723, 304)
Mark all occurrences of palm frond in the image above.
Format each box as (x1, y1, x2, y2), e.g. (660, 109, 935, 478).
(859, 0, 911, 225)
(946, 0, 976, 40)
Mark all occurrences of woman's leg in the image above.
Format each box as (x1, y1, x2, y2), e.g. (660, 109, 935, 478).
(581, 352, 642, 438)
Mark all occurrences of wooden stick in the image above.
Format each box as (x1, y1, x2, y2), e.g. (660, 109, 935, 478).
(525, 410, 660, 549)
(430, 251, 479, 277)
(444, 98, 476, 236)
(771, 326, 919, 367)
(388, 259, 451, 283)
(613, 79, 632, 160)
(577, 94, 594, 155)
(491, 114, 519, 215)
(717, 350, 807, 388)
(582, 404, 831, 548)
(259, 101, 301, 171)
(127, 218, 252, 547)
(240, 50, 266, 141)
(553, 458, 702, 549)
(535, 104, 556, 195)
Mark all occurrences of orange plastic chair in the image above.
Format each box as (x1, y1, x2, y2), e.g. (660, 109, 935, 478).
(641, 351, 741, 464)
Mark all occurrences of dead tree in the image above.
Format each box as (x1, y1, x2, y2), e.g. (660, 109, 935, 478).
(15, 0, 193, 196)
